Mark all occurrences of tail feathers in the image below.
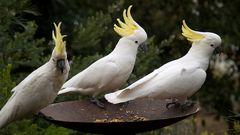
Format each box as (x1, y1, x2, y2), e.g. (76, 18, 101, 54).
(0, 106, 14, 129)
(105, 89, 134, 104)
(0, 113, 9, 129)
(0, 92, 20, 129)
(58, 87, 84, 95)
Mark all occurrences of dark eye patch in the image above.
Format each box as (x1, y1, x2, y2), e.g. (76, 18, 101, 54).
(135, 41, 138, 44)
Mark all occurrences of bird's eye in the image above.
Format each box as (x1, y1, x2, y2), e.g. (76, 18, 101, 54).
(210, 44, 214, 47)
(135, 41, 138, 44)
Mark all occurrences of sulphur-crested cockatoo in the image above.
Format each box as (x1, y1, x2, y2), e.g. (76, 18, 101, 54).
(58, 5, 147, 107)
(105, 20, 222, 108)
(0, 22, 69, 129)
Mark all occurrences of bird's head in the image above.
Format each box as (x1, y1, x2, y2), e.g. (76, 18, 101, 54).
(114, 5, 147, 50)
(182, 20, 222, 55)
(52, 22, 67, 73)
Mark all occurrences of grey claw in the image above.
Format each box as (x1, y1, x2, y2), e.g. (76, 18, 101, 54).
(180, 101, 195, 111)
(166, 102, 180, 109)
(91, 98, 105, 109)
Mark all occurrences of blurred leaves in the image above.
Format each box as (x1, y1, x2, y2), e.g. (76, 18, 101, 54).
(233, 122, 240, 134)
(71, 12, 112, 56)
(0, 64, 15, 107)
(0, 119, 75, 135)
(3, 22, 44, 67)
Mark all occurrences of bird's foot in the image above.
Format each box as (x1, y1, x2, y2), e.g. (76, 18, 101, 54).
(180, 101, 195, 112)
(166, 101, 181, 109)
(91, 98, 105, 109)
(120, 101, 129, 109)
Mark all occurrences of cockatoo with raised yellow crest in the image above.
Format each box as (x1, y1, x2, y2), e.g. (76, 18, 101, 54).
(105, 20, 222, 108)
(58, 5, 147, 107)
(0, 22, 69, 129)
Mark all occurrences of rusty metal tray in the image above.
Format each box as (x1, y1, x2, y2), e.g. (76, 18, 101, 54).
(39, 98, 200, 134)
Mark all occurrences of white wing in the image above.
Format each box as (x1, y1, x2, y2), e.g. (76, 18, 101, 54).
(117, 69, 158, 97)
(105, 63, 206, 104)
(125, 69, 158, 90)
(59, 58, 119, 95)
(114, 59, 179, 96)
(11, 63, 48, 92)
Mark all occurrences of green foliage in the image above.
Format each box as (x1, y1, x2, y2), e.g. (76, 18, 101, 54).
(233, 122, 240, 134)
(0, 0, 45, 82)
(0, 0, 39, 55)
(2, 22, 44, 70)
(71, 12, 112, 55)
(42, 125, 73, 135)
(0, 64, 15, 107)
(0, 119, 75, 135)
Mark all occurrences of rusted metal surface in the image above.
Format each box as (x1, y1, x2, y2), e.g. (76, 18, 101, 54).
(39, 98, 200, 134)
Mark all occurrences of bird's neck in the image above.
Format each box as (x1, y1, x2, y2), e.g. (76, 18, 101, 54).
(111, 38, 139, 56)
(183, 45, 212, 70)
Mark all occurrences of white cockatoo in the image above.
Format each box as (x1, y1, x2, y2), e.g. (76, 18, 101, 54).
(0, 22, 69, 129)
(105, 20, 222, 108)
(58, 5, 147, 107)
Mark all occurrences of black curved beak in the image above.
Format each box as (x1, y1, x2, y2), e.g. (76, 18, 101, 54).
(214, 47, 222, 56)
(138, 42, 148, 52)
(57, 59, 65, 73)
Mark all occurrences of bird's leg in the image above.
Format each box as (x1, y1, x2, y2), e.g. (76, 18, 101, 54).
(91, 97, 105, 109)
(180, 100, 195, 111)
(120, 101, 130, 109)
(166, 102, 181, 109)
(166, 98, 180, 109)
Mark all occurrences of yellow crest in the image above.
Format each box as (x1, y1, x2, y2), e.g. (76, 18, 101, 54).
(182, 20, 204, 42)
(52, 22, 66, 57)
(114, 5, 138, 37)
